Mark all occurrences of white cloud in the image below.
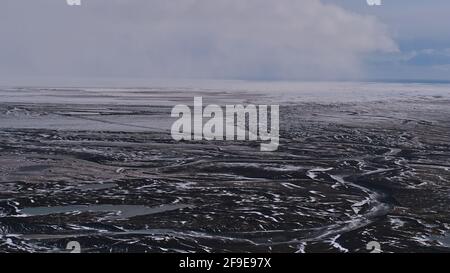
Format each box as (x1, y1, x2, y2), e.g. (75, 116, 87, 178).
(0, 0, 397, 82)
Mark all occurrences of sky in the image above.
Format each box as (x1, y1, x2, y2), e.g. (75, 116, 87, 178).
(0, 0, 449, 84)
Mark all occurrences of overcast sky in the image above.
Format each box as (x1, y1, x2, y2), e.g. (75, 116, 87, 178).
(0, 0, 449, 84)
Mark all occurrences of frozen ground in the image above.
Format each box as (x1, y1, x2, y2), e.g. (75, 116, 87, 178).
(0, 81, 449, 252)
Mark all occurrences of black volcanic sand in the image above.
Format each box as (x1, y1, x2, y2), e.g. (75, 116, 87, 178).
(0, 98, 449, 253)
